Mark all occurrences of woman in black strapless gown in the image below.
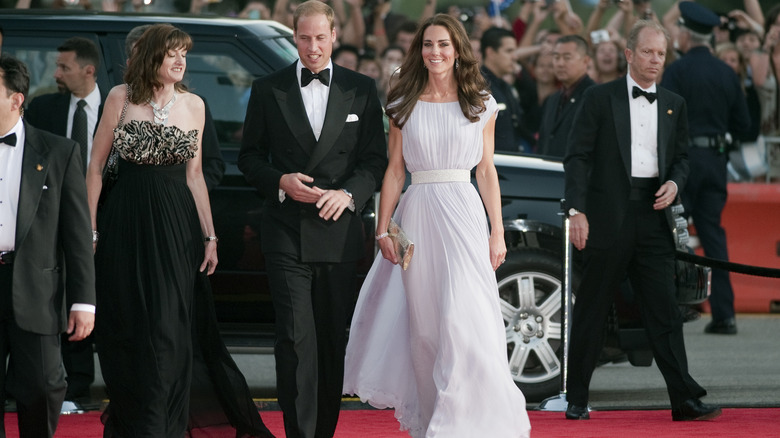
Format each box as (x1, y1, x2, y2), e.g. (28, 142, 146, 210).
(86, 24, 274, 438)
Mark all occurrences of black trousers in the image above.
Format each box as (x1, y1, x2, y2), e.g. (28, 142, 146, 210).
(0, 264, 66, 438)
(682, 147, 735, 321)
(265, 252, 356, 438)
(60, 333, 94, 401)
(566, 200, 706, 409)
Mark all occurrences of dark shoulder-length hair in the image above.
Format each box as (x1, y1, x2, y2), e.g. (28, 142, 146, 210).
(386, 14, 488, 129)
(124, 23, 192, 105)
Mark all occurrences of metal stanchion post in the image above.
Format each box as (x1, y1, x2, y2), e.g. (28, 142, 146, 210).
(537, 200, 573, 411)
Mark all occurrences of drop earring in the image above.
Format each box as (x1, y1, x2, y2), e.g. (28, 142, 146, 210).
(455, 59, 459, 70)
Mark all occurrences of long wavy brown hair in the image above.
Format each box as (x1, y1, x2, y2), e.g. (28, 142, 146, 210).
(124, 24, 192, 105)
(385, 14, 488, 129)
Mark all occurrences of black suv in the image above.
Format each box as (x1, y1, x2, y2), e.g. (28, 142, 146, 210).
(0, 10, 708, 401)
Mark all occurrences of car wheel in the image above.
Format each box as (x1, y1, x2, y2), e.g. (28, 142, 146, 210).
(496, 248, 571, 402)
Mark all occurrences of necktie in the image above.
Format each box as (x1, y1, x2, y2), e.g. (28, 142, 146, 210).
(0, 133, 17, 147)
(301, 68, 330, 87)
(72, 99, 88, 174)
(632, 86, 657, 104)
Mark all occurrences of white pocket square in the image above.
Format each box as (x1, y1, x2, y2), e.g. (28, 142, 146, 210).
(42, 185, 48, 190)
(346, 114, 359, 122)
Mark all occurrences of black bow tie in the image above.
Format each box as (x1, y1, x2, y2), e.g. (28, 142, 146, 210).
(301, 68, 330, 87)
(632, 86, 657, 104)
(0, 133, 17, 147)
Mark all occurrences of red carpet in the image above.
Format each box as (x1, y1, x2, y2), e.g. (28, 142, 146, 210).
(4, 408, 779, 437)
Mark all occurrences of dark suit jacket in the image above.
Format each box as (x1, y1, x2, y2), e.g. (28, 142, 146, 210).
(481, 66, 523, 153)
(11, 121, 96, 335)
(538, 75, 596, 158)
(238, 63, 387, 263)
(24, 91, 104, 139)
(563, 77, 689, 249)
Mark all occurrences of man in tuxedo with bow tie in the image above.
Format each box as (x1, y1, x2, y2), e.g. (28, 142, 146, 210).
(0, 55, 95, 437)
(238, 1, 386, 437)
(563, 21, 720, 422)
(23, 36, 102, 411)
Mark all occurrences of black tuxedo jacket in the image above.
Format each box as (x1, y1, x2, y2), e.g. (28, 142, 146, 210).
(11, 121, 95, 335)
(24, 90, 104, 138)
(564, 77, 689, 249)
(239, 63, 387, 263)
(538, 75, 596, 158)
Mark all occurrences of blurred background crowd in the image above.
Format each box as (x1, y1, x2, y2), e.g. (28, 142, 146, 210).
(3, 0, 779, 169)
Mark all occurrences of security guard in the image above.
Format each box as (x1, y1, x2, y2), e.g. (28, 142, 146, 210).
(661, 1, 750, 335)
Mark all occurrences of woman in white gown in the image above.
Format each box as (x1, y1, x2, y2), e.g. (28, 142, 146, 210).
(343, 14, 531, 438)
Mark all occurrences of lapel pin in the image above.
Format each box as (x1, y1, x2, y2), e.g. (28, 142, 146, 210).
(36, 164, 43, 171)
(570, 98, 576, 103)
(667, 109, 673, 115)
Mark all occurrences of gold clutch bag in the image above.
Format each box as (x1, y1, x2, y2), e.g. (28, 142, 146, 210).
(388, 218, 414, 270)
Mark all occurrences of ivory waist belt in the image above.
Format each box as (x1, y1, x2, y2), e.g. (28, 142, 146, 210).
(411, 169, 470, 184)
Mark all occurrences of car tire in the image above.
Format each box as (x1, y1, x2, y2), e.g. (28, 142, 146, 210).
(496, 247, 573, 402)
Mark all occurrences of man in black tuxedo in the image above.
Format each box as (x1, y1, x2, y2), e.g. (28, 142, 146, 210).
(238, 1, 386, 437)
(23, 36, 102, 409)
(538, 35, 595, 158)
(23, 36, 101, 409)
(0, 55, 95, 437)
(563, 21, 720, 422)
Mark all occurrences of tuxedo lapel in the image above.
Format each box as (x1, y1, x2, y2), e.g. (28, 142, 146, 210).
(656, 90, 673, 182)
(305, 71, 354, 174)
(15, 123, 49, 250)
(273, 64, 317, 155)
(611, 80, 632, 179)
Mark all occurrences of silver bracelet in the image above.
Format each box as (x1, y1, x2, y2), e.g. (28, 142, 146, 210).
(92, 230, 99, 244)
(375, 232, 389, 241)
(204, 236, 219, 243)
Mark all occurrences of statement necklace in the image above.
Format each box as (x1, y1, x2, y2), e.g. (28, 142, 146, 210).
(149, 92, 177, 125)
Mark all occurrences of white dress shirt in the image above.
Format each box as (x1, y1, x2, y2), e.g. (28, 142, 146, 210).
(66, 85, 101, 165)
(626, 73, 659, 178)
(0, 117, 94, 314)
(279, 60, 334, 204)
(297, 59, 332, 141)
(0, 117, 25, 251)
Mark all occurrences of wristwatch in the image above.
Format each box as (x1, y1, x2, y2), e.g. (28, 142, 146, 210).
(568, 208, 580, 217)
(341, 188, 356, 212)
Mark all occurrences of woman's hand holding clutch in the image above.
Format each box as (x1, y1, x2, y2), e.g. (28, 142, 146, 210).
(377, 219, 414, 270)
(377, 234, 399, 265)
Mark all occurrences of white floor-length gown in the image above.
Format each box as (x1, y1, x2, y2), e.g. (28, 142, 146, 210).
(343, 96, 531, 438)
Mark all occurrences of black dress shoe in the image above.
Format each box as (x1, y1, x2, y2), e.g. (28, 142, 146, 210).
(565, 404, 590, 420)
(672, 399, 722, 421)
(704, 317, 737, 334)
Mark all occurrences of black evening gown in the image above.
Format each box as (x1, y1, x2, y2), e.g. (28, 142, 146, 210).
(95, 120, 274, 438)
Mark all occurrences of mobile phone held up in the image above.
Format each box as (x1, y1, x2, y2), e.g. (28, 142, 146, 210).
(590, 29, 610, 45)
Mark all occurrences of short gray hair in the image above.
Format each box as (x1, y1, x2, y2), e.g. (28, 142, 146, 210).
(626, 20, 670, 52)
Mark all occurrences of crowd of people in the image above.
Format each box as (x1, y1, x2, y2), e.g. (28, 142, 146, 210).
(7, 0, 780, 156)
(2, 0, 778, 437)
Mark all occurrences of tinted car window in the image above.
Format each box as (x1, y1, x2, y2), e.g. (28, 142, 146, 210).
(3, 34, 111, 100)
